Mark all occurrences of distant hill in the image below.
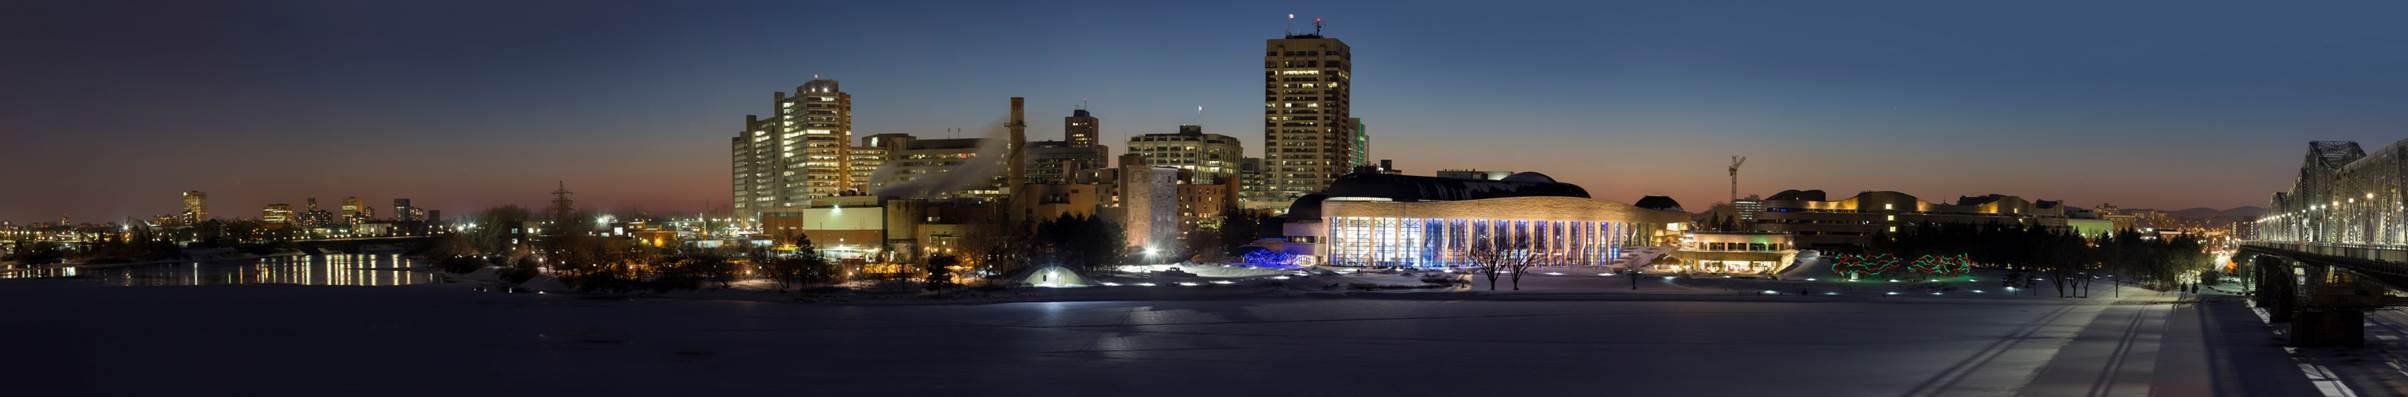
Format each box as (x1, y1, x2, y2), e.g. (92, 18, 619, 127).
(2221, 207, 2267, 219)
(2160, 206, 2265, 220)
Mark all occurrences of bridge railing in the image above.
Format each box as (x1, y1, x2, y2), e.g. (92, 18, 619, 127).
(2243, 240, 2408, 276)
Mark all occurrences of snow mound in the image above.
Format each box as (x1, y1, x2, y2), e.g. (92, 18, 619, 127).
(1776, 250, 1830, 280)
(998, 265, 1091, 288)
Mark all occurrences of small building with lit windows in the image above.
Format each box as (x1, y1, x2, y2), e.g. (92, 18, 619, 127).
(1281, 171, 1691, 268)
(1752, 189, 2072, 250)
(1670, 232, 1800, 276)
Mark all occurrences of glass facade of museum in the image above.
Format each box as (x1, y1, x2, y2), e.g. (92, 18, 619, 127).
(1324, 217, 1649, 268)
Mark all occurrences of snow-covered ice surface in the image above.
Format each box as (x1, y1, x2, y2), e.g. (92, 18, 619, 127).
(0, 279, 2322, 396)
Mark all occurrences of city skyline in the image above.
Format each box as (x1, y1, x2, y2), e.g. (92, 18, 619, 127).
(9, 1, 2408, 222)
(10, 3, 2408, 395)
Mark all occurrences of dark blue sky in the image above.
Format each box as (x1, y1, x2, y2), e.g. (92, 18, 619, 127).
(5, 0, 2405, 222)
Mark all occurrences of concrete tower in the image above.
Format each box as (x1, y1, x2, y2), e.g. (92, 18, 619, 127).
(1263, 20, 1352, 208)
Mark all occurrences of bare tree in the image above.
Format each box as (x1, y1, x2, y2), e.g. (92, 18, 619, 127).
(1464, 235, 1538, 291)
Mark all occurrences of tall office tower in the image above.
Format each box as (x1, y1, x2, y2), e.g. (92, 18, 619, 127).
(731, 115, 772, 221)
(393, 199, 416, 222)
(1350, 117, 1369, 168)
(180, 191, 208, 223)
(1128, 125, 1244, 184)
(790, 80, 854, 197)
(1263, 21, 1352, 207)
(1065, 108, 1099, 147)
(732, 79, 855, 221)
(341, 196, 364, 224)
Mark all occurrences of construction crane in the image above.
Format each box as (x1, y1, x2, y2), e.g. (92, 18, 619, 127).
(1729, 156, 1747, 204)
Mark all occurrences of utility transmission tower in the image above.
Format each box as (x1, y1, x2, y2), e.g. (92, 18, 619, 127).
(549, 181, 575, 225)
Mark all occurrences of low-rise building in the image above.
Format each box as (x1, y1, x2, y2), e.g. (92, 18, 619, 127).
(1671, 232, 1799, 276)
(1752, 189, 2072, 250)
(1127, 125, 1241, 184)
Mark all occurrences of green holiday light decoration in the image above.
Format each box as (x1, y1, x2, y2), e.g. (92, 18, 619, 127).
(1834, 253, 1903, 280)
(1909, 253, 1971, 278)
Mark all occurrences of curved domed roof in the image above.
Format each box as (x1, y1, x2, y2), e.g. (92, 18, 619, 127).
(1767, 189, 1826, 202)
(1500, 172, 1558, 184)
(1634, 195, 1684, 211)
(1320, 172, 1589, 202)
(1286, 193, 1329, 220)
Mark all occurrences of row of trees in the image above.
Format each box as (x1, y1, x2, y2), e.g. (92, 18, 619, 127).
(2, 240, 66, 264)
(1031, 214, 1125, 271)
(1869, 223, 2215, 297)
(423, 203, 1286, 293)
(431, 204, 1000, 293)
(8, 219, 312, 265)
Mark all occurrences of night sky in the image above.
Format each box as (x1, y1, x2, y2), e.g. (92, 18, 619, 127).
(6, 0, 2405, 223)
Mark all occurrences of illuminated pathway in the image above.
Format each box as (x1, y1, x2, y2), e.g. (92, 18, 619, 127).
(0, 281, 2323, 396)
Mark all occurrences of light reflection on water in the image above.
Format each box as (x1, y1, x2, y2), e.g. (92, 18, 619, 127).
(3, 254, 430, 287)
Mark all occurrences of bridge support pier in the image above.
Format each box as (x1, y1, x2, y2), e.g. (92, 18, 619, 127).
(2241, 242, 2404, 349)
(2291, 309, 2366, 348)
(2253, 256, 2295, 322)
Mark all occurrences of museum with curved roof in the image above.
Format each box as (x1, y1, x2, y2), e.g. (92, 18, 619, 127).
(1282, 171, 1690, 268)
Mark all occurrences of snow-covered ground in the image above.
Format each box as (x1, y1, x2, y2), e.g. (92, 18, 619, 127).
(0, 278, 2320, 396)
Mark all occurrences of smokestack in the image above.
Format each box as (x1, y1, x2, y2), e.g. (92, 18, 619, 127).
(1007, 97, 1027, 196)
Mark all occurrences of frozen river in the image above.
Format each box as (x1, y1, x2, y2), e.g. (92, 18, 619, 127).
(0, 281, 2323, 396)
